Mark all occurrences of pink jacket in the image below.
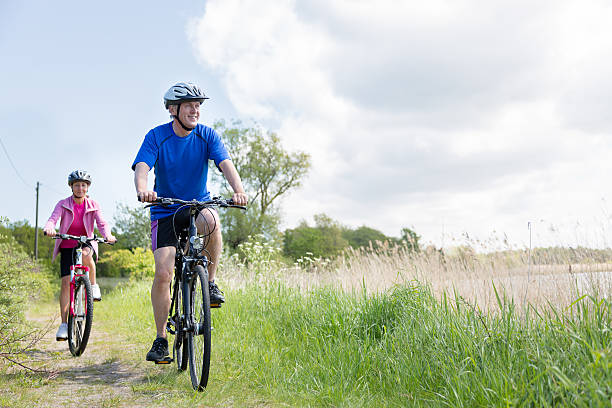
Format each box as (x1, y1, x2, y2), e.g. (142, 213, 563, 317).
(44, 196, 112, 262)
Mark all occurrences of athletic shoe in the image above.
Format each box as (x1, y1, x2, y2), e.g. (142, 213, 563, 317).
(92, 284, 102, 301)
(56, 323, 68, 341)
(146, 337, 169, 362)
(209, 281, 225, 304)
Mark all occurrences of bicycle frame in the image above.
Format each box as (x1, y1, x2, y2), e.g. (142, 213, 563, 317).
(170, 206, 210, 337)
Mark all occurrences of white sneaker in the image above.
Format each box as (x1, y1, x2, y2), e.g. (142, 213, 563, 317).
(56, 323, 68, 341)
(92, 284, 102, 301)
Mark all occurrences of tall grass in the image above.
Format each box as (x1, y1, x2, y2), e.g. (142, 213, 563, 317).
(218, 239, 612, 312)
(100, 277, 611, 407)
(92, 238, 612, 406)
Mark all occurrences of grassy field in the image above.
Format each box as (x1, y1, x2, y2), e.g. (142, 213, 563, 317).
(94, 275, 611, 407)
(2, 243, 612, 407)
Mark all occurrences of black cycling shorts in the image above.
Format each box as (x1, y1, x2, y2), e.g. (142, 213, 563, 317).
(151, 207, 191, 252)
(59, 246, 96, 278)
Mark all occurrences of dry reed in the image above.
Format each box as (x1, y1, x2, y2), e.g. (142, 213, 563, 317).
(219, 240, 612, 312)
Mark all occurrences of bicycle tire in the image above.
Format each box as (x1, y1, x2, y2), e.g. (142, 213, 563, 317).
(172, 276, 188, 371)
(186, 265, 211, 390)
(67, 275, 93, 356)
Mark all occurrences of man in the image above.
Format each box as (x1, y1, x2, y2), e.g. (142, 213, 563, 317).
(132, 82, 248, 363)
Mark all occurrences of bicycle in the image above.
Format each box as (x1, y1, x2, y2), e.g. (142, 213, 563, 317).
(47, 233, 113, 356)
(144, 196, 246, 391)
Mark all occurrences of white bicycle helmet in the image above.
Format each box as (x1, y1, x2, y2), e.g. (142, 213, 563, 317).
(68, 170, 92, 186)
(163, 82, 209, 109)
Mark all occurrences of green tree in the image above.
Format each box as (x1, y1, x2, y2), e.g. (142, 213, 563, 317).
(112, 203, 151, 250)
(342, 225, 389, 249)
(399, 227, 421, 252)
(211, 120, 311, 249)
(0, 219, 55, 262)
(283, 214, 349, 260)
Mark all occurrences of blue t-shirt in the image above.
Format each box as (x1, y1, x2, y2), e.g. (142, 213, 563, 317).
(132, 122, 231, 220)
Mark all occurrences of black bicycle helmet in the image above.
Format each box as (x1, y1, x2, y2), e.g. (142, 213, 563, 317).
(163, 82, 209, 109)
(68, 170, 92, 186)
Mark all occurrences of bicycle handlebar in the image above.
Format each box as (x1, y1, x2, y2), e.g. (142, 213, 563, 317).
(43, 231, 114, 245)
(143, 196, 247, 211)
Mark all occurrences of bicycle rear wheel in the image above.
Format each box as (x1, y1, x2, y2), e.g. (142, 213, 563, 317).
(186, 265, 211, 390)
(67, 275, 93, 356)
(172, 276, 188, 371)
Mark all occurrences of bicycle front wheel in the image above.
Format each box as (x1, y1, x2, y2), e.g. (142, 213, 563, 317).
(186, 265, 211, 390)
(67, 275, 93, 356)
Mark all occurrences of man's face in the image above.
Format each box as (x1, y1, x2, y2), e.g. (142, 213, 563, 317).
(173, 101, 200, 128)
(71, 181, 89, 198)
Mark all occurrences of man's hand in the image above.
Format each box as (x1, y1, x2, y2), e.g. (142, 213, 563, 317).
(106, 235, 117, 244)
(232, 192, 248, 206)
(43, 227, 56, 237)
(137, 190, 157, 202)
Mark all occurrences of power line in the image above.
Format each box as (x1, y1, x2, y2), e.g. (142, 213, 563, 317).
(0, 136, 66, 197)
(40, 182, 66, 198)
(0, 135, 32, 188)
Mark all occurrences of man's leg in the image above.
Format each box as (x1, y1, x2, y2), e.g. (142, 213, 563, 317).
(196, 209, 224, 303)
(196, 208, 222, 280)
(151, 246, 175, 338)
(146, 246, 175, 362)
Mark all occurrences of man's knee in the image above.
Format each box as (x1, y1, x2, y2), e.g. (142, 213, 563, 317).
(153, 248, 175, 285)
(197, 209, 221, 236)
(154, 267, 172, 283)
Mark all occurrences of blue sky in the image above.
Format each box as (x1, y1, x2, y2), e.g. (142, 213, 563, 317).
(2, 0, 612, 249)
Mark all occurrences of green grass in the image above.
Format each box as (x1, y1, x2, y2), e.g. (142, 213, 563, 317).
(96, 279, 611, 407)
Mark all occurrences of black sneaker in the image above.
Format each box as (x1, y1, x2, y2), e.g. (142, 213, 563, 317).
(209, 281, 225, 304)
(146, 337, 169, 362)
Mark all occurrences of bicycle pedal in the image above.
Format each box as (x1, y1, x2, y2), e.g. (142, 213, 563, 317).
(155, 357, 173, 365)
(210, 303, 222, 308)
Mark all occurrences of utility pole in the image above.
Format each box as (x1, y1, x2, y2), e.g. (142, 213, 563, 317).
(35, 181, 39, 260)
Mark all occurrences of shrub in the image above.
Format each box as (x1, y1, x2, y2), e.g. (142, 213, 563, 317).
(0, 233, 54, 359)
(234, 234, 284, 275)
(97, 247, 155, 279)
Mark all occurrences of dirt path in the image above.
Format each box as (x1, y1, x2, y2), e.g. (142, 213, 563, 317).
(2, 306, 158, 408)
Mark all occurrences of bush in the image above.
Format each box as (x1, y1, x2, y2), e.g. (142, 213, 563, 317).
(0, 233, 54, 358)
(233, 234, 284, 275)
(97, 247, 155, 279)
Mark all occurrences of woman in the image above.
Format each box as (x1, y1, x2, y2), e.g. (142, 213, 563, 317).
(43, 170, 116, 341)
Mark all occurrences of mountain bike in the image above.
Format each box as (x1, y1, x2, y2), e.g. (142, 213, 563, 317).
(48, 233, 114, 356)
(145, 197, 246, 391)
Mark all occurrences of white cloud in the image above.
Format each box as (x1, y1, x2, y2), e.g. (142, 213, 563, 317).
(189, 0, 612, 246)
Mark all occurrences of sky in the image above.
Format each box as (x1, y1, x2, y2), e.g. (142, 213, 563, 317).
(1, 0, 612, 250)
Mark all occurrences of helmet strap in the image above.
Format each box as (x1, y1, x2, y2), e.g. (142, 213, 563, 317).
(174, 104, 195, 132)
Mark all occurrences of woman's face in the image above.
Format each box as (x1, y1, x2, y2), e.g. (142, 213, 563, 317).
(71, 181, 89, 198)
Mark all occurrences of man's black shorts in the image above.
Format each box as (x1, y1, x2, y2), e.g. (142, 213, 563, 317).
(151, 207, 191, 251)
